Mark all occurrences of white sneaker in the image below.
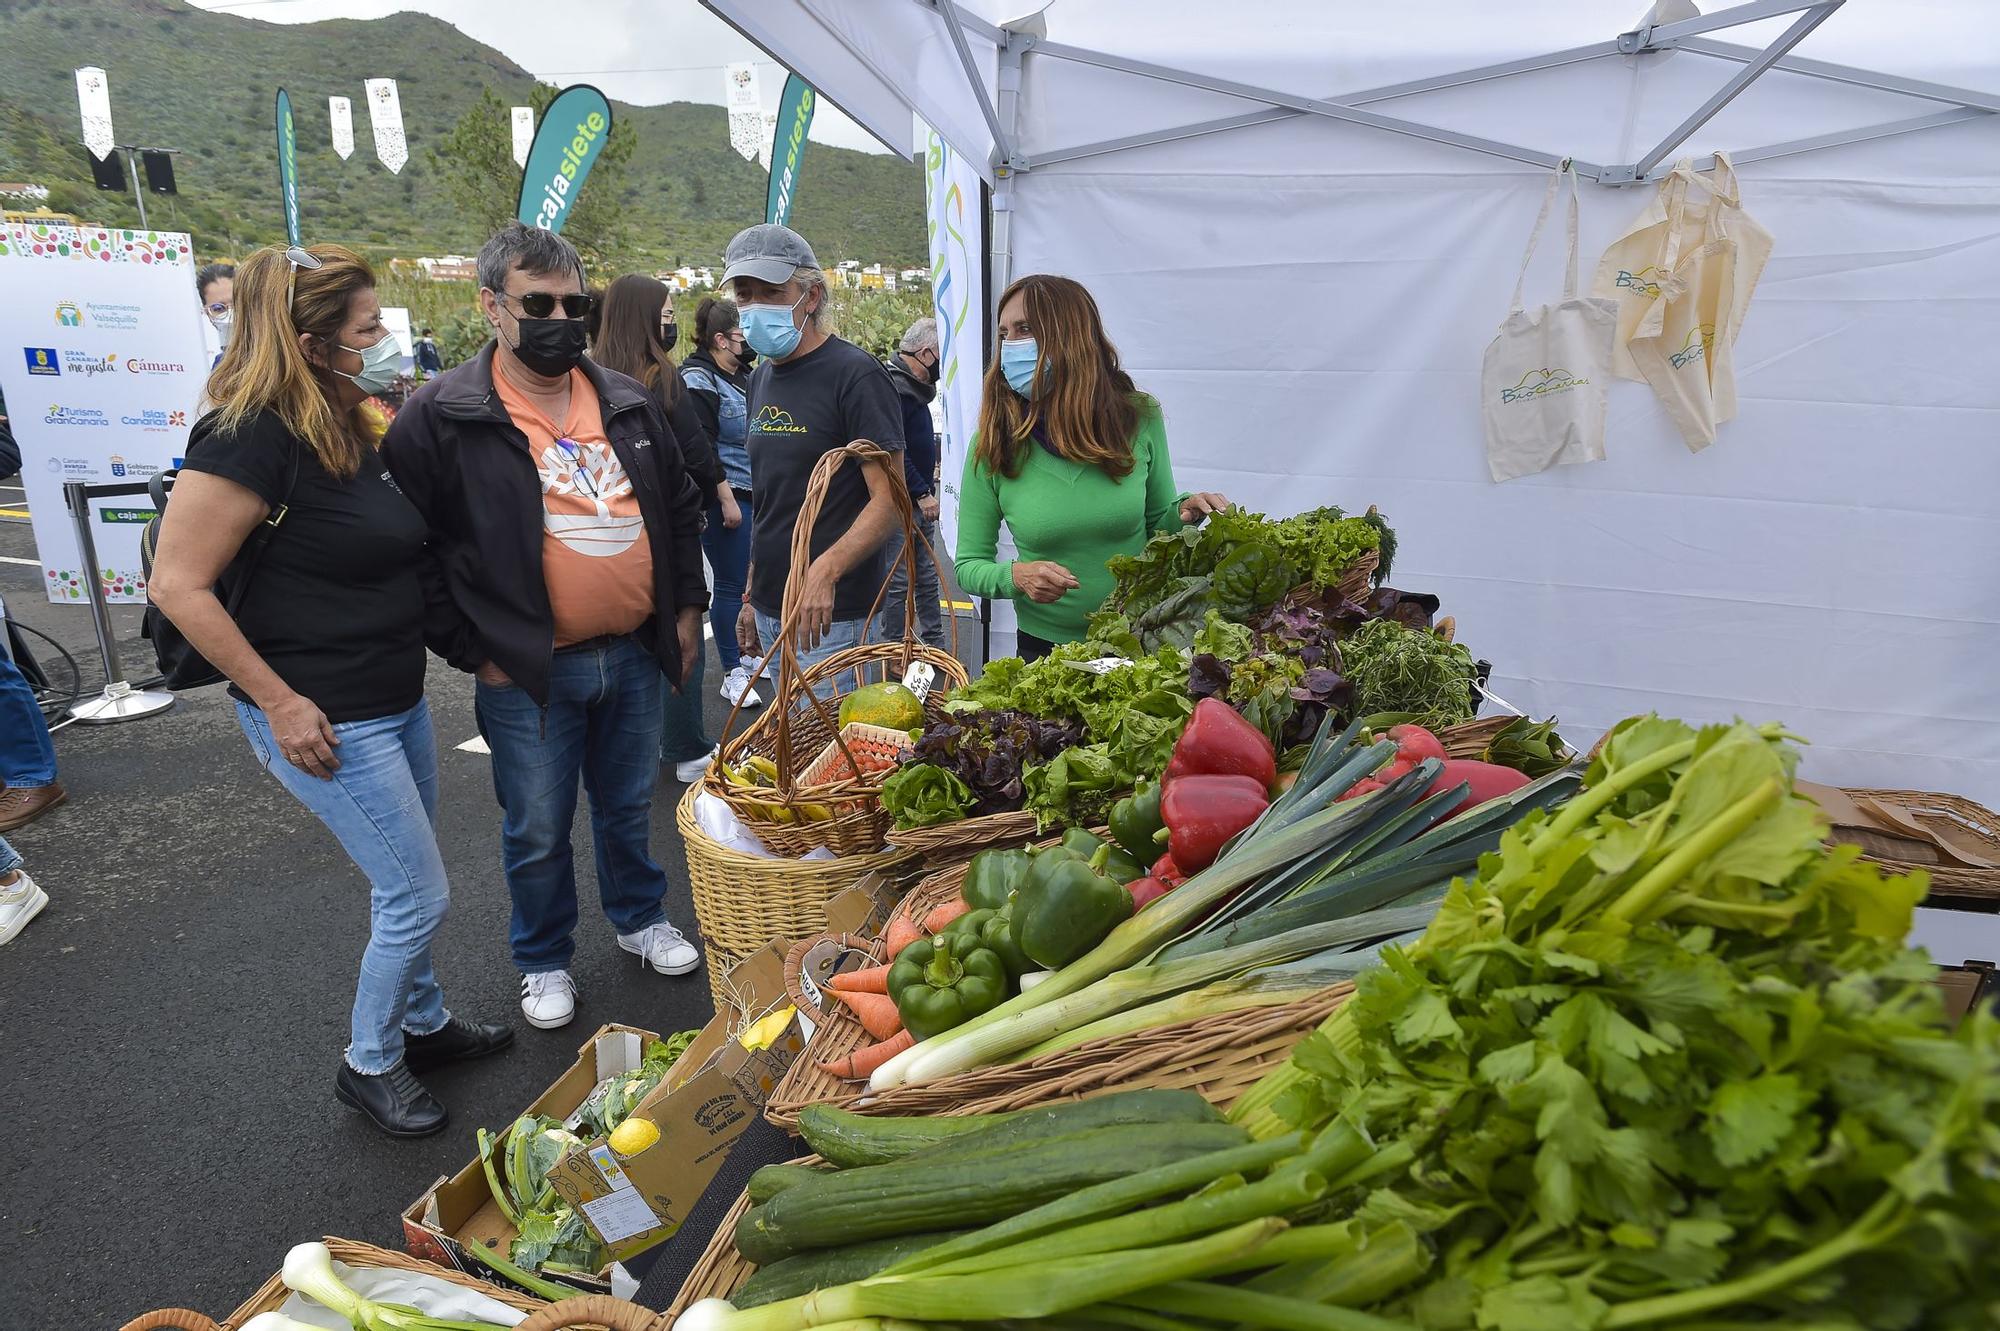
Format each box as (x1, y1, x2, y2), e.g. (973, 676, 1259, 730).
(0, 870, 48, 947)
(674, 745, 719, 785)
(618, 921, 702, 976)
(720, 665, 763, 709)
(520, 970, 578, 1029)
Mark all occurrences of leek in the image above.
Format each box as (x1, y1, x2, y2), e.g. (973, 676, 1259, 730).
(278, 1241, 514, 1331)
(1117, 1279, 1418, 1331)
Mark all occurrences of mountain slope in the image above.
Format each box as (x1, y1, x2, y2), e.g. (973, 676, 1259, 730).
(0, 0, 926, 265)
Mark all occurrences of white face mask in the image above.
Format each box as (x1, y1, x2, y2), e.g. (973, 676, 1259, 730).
(209, 309, 233, 346)
(336, 333, 402, 395)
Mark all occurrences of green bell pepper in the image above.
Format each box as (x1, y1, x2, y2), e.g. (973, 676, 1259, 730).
(1060, 828, 1108, 857)
(887, 933, 1009, 1040)
(1108, 781, 1167, 864)
(1051, 827, 1142, 885)
(961, 847, 1032, 912)
(1010, 844, 1136, 971)
(942, 906, 1034, 979)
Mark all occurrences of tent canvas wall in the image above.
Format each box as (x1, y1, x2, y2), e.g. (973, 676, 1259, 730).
(705, 0, 2000, 807)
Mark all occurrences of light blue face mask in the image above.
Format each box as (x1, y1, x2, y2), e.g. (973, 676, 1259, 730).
(338, 332, 402, 395)
(740, 293, 808, 360)
(1000, 337, 1040, 396)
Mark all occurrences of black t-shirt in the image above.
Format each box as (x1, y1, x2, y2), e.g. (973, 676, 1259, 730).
(745, 335, 905, 619)
(180, 410, 429, 723)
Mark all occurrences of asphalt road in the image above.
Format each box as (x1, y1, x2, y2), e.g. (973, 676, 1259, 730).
(0, 495, 748, 1327)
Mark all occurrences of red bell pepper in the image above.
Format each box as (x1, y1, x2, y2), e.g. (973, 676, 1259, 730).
(1436, 759, 1531, 818)
(1163, 698, 1277, 789)
(1152, 852, 1188, 887)
(1337, 775, 1385, 802)
(1160, 773, 1270, 874)
(1378, 724, 1447, 782)
(1127, 876, 1176, 911)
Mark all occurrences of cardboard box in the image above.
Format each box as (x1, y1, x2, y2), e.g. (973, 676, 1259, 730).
(545, 940, 806, 1261)
(402, 1023, 661, 1294)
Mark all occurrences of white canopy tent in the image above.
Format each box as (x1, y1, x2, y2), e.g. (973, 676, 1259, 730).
(705, 0, 2000, 805)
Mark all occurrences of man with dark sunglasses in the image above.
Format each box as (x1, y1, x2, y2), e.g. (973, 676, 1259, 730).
(382, 222, 710, 1032)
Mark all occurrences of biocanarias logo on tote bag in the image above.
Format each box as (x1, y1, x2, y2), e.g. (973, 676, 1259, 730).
(1499, 368, 1590, 405)
(1613, 266, 1667, 298)
(1670, 324, 1718, 370)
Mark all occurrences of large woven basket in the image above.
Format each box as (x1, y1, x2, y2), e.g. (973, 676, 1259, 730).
(117, 1237, 559, 1331)
(1839, 787, 2000, 902)
(676, 984, 1351, 1315)
(679, 783, 916, 1011)
(706, 442, 966, 857)
(885, 806, 1043, 856)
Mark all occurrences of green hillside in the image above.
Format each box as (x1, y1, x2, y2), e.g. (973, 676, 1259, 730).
(0, 0, 926, 267)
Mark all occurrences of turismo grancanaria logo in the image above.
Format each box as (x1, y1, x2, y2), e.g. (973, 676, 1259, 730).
(1670, 324, 1716, 370)
(54, 302, 83, 328)
(1499, 367, 1588, 404)
(752, 404, 808, 435)
(1613, 267, 1666, 299)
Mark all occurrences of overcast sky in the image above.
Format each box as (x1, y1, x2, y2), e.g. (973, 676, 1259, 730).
(184, 0, 894, 153)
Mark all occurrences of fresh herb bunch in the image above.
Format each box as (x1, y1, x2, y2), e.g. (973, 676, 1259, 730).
(950, 640, 1194, 779)
(1339, 617, 1478, 730)
(1187, 610, 1350, 751)
(1244, 718, 2000, 1329)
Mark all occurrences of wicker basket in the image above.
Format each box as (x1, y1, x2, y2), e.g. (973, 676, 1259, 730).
(117, 1237, 559, 1331)
(679, 783, 915, 1010)
(885, 807, 1043, 856)
(1839, 787, 2000, 901)
(1334, 547, 1380, 602)
(706, 442, 966, 857)
(1438, 714, 1513, 760)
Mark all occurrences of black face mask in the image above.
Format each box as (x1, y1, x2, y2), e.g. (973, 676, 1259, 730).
(655, 320, 679, 353)
(510, 316, 587, 377)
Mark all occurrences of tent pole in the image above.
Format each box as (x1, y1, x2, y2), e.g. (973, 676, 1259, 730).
(932, 0, 1017, 169)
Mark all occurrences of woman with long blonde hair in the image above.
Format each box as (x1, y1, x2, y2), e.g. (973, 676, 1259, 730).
(953, 274, 1229, 657)
(151, 244, 510, 1137)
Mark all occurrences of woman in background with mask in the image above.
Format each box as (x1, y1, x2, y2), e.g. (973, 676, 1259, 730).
(954, 274, 1228, 659)
(152, 244, 508, 1138)
(198, 261, 235, 368)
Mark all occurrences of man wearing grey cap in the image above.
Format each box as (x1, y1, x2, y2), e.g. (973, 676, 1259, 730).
(721, 224, 905, 686)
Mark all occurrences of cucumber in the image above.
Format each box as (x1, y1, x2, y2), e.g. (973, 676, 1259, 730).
(734, 1230, 971, 1307)
(734, 1121, 1250, 1264)
(797, 1103, 1027, 1169)
(902, 1088, 1224, 1164)
(747, 1161, 829, 1204)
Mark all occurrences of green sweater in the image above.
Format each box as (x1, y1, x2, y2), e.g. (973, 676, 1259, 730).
(954, 409, 1185, 645)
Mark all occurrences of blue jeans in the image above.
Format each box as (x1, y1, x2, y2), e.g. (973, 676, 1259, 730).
(0, 651, 58, 789)
(0, 833, 20, 876)
(879, 513, 947, 649)
(660, 646, 713, 764)
(237, 699, 450, 1075)
(752, 609, 870, 700)
(475, 635, 669, 973)
(703, 493, 754, 672)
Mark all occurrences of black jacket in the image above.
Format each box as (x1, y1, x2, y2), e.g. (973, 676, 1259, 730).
(680, 348, 749, 478)
(380, 343, 709, 705)
(884, 357, 939, 501)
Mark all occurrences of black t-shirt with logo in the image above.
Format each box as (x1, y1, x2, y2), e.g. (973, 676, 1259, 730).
(180, 409, 429, 723)
(744, 335, 906, 620)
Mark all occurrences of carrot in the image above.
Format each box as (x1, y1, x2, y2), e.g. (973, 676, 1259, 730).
(828, 962, 892, 995)
(923, 898, 972, 931)
(833, 988, 904, 1041)
(884, 915, 924, 958)
(819, 1028, 915, 1080)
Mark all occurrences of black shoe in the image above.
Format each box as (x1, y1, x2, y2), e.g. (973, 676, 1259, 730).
(335, 1061, 449, 1138)
(403, 1015, 516, 1073)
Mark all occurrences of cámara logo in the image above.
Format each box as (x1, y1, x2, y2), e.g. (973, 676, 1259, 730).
(751, 404, 808, 435)
(54, 302, 83, 328)
(1669, 324, 1716, 370)
(1499, 367, 1589, 404)
(23, 347, 59, 377)
(125, 355, 186, 376)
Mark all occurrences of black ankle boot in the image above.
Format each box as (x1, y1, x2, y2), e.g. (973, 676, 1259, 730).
(403, 1015, 516, 1073)
(336, 1061, 448, 1138)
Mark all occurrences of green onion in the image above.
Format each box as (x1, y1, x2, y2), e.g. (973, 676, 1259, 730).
(1118, 1278, 1420, 1331)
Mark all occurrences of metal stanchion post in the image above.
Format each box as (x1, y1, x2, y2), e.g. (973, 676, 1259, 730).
(61, 480, 174, 724)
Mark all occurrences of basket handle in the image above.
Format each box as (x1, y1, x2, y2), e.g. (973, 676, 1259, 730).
(118, 1313, 222, 1331)
(512, 1293, 663, 1331)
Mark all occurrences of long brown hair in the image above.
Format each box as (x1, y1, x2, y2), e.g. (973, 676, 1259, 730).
(594, 274, 684, 408)
(976, 274, 1145, 480)
(206, 244, 380, 479)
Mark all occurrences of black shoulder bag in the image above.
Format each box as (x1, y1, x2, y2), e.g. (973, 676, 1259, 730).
(140, 444, 301, 690)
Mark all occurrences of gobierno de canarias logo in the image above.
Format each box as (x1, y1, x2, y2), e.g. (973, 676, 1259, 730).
(1499, 367, 1589, 405)
(751, 404, 808, 435)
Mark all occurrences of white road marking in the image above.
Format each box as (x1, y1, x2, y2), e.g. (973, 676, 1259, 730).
(0, 555, 42, 567)
(456, 735, 491, 755)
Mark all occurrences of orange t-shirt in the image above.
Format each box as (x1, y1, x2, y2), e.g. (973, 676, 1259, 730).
(492, 367, 655, 647)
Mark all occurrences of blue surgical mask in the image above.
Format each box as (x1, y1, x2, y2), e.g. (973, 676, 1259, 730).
(740, 293, 808, 361)
(337, 332, 402, 395)
(1000, 337, 1040, 397)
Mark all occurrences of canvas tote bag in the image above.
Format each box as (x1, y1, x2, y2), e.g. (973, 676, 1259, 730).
(1480, 162, 1618, 483)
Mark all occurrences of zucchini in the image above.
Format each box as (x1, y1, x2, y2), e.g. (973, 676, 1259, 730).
(734, 1230, 970, 1307)
(797, 1103, 1026, 1168)
(747, 1162, 828, 1204)
(734, 1121, 1250, 1264)
(903, 1088, 1224, 1164)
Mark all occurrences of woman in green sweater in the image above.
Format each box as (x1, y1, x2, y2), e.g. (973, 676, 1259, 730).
(954, 274, 1227, 659)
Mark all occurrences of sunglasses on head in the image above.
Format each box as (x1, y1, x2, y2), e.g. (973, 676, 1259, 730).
(499, 290, 595, 320)
(284, 244, 322, 314)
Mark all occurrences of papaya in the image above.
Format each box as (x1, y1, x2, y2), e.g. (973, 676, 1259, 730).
(839, 682, 925, 730)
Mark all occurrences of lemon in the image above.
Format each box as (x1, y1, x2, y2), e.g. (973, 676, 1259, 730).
(609, 1117, 660, 1158)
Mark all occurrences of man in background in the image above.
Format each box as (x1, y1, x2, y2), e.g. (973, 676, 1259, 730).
(413, 327, 443, 379)
(880, 318, 946, 648)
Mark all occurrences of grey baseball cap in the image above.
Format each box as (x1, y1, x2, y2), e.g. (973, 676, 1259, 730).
(722, 223, 820, 286)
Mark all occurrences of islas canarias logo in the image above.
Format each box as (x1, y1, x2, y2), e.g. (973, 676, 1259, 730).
(1670, 324, 1717, 370)
(1614, 267, 1667, 299)
(1499, 367, 1589, 404)
(751, 404, 809, 435)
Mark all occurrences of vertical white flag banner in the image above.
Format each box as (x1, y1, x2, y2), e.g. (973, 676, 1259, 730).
(75, 67, 115, 161)
(364, 78, 408, 174)
(511, 106, 535, 169)
(724, 63, 763, 163)
(757, 110, 779, 172)
(923, 123, 985, 589)
(329, 96, 355, 160)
